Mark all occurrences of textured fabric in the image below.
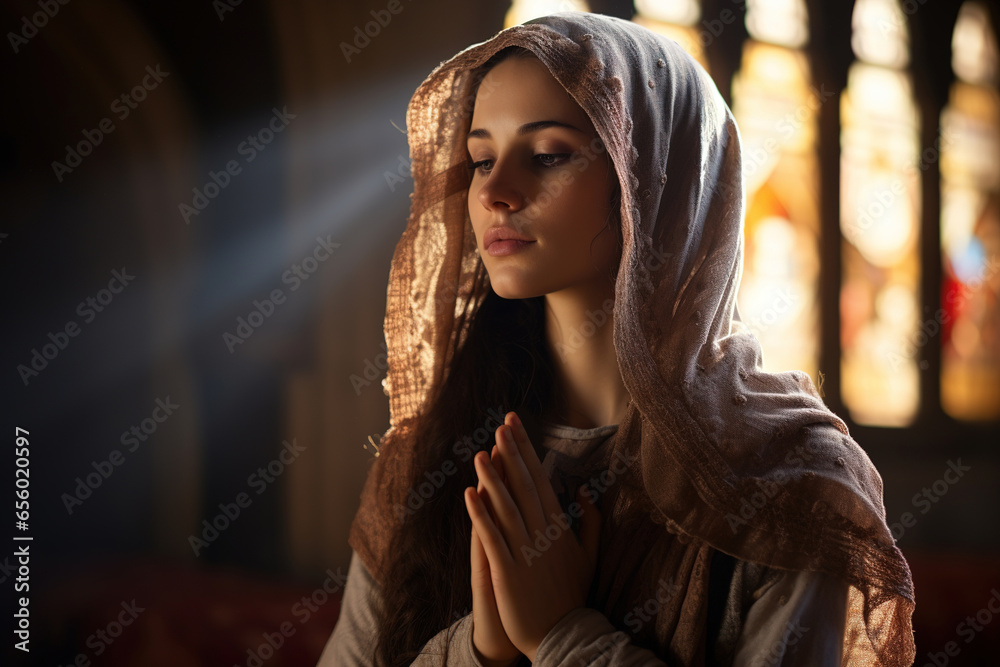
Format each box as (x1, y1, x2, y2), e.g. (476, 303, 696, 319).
(348, 10, 915, 666)
(318, 550, 848, 666)
(329, 425, 849, 666)
(315, 548, 485, 666)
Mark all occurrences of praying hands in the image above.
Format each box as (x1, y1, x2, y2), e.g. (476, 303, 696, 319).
(464, 411, 603, 665)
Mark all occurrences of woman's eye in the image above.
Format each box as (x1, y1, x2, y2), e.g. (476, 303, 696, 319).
(468, 159, 493, 174)
(535, 153, 571, 167)
(467, 153, 571, 174)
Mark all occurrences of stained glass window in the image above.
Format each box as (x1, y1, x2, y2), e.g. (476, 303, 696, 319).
(839, 0, 922, 426)
(940, 1, 1000, 421)
(851, 0, 911, 69)
(505, 0, 591, 29)
(745, 0, 808, 49)
(632, 0, 709, 69)
(731, 3, 820, 381)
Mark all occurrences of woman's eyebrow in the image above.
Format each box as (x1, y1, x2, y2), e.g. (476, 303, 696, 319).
(466, 119, 586, 140)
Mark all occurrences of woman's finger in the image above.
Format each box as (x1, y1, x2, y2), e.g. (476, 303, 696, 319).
(494, 424, 548, 532)
(473, 450, 531, 549)
(464, 486, 515, 569)
(470, 518, 496, 602)
(504, 412, 565, 529)
(478, 445, 504, 524)
(490, 444, 507, 487)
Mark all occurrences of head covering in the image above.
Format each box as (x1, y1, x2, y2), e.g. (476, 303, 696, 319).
(349, 11, 915, 665)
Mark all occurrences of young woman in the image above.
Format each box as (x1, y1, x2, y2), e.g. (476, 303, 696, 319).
(317, 11, 916, 667)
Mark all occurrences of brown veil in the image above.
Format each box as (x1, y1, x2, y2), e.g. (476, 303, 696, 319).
(349, 11, 915, 666)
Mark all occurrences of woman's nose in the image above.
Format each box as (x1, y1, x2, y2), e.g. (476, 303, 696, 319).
(476, 159, 525, 212)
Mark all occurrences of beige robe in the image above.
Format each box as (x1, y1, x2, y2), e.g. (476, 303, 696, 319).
(318, 422, 848, 666)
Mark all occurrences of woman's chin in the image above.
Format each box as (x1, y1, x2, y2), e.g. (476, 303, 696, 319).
(488, 276, 545, 300)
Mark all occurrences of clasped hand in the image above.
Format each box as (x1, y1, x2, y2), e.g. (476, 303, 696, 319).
(464, 411, 602, 665)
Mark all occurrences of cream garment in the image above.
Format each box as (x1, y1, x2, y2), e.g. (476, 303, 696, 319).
(318, 423, 848, 666)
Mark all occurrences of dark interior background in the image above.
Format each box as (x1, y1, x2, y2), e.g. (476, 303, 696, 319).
(1, 0, 998, 665)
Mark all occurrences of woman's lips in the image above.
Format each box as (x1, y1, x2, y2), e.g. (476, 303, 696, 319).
(486, 239, 536, 256)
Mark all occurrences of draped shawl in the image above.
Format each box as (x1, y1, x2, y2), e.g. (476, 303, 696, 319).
(348, 11, 916, 666)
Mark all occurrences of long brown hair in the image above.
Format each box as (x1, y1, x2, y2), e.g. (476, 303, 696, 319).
(372, 45, 622, 666)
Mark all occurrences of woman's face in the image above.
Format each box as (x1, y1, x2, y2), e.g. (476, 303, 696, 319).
(466, 54, 619, 300)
